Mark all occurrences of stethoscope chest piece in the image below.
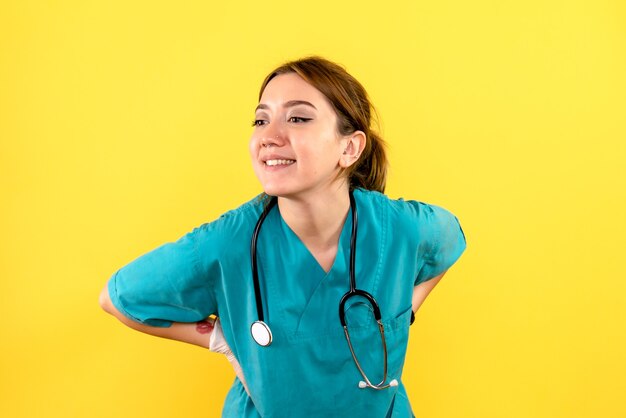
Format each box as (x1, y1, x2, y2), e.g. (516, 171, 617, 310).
(251, 320, 273, 346)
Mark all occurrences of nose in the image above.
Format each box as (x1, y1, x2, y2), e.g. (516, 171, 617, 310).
(259, 122, 286, 148)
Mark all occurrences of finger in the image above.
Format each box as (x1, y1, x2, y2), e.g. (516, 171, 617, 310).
(195, 318, 215, 335)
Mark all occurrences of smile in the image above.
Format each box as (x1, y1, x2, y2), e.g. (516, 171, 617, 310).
(265, 159, 295, 166)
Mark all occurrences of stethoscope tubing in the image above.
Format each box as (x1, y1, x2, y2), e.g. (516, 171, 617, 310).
(338, 191, 382, 324)
(250, 196, 277, 323)
(249, 190, 397, 389)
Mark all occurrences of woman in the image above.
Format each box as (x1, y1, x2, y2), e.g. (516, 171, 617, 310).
(100, 56, 466, 417)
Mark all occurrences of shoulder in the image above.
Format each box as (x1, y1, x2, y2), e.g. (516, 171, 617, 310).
(353, 188, 463, 238)
(188, 194, 265, 249)
(353, 188, 457, 220)
(387, 193, 459, 227)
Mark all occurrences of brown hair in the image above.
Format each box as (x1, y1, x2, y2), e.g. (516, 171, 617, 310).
(258, 56, 388, 193)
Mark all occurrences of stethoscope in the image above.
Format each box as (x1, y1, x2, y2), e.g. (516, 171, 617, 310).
(249, 190, 399, 390)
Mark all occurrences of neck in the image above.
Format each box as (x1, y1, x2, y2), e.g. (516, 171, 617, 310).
(276, 183, 351, 250)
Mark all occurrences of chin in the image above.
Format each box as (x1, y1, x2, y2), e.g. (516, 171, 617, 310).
(262, 187, 292, 198)
(261, 183, 302, 199)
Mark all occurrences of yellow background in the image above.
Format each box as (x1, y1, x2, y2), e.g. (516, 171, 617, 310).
(2, 0, 625, 417)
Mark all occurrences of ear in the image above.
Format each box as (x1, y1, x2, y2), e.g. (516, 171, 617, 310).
(339, 130, 366, 168)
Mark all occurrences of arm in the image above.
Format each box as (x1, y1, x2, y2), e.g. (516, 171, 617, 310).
(99, 286, 213, 348)
(100, 286, 251, 395)
(412, 270, 446, 315)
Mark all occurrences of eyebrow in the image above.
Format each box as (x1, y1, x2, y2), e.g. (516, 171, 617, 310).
(255, 100, 317, 112)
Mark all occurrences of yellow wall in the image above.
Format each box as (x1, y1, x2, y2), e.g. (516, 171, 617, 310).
(2, 1, 625, 417)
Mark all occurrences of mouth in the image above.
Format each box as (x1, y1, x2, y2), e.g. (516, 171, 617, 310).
(264, 159, 296, 167)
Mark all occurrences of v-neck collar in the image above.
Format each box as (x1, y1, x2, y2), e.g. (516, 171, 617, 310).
(274, 202, 353, 277)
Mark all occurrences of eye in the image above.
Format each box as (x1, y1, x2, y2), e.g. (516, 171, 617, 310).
(288, 116, 312, 123)
(252, 119, 267, 127)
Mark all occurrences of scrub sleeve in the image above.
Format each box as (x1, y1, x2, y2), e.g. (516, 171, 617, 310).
(107, 224, 219, 327)
(406, 200, 467, 286)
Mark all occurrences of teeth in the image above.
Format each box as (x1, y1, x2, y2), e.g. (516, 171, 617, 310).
(265, 159, 295, 166)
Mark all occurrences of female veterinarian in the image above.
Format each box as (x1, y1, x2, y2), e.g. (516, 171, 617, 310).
(100, 56, 466, 417)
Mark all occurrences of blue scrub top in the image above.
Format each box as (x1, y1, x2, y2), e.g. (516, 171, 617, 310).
(107, 188, 466, 418)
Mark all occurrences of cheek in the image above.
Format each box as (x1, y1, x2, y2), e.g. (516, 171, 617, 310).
(312, 139, 342, 167)
(249, 137, 264, 179)
(249, 136, 259, 158)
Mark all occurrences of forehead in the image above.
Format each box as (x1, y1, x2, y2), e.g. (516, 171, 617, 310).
(259, 72, 332, 110)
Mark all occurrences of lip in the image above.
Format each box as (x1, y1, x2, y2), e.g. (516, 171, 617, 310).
(260, 153, 296, 163)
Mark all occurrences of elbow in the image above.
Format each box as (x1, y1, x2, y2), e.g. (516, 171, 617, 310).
(99, 285, 139, 328)
(99, 286, 113, 314)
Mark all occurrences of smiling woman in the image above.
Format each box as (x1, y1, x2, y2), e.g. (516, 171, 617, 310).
(253, 59, 388, 195)
(100, 56, 466, 417)
(250, 72, 358, 201)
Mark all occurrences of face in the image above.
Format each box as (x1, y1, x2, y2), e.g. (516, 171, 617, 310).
(249, 72, 349, 199)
